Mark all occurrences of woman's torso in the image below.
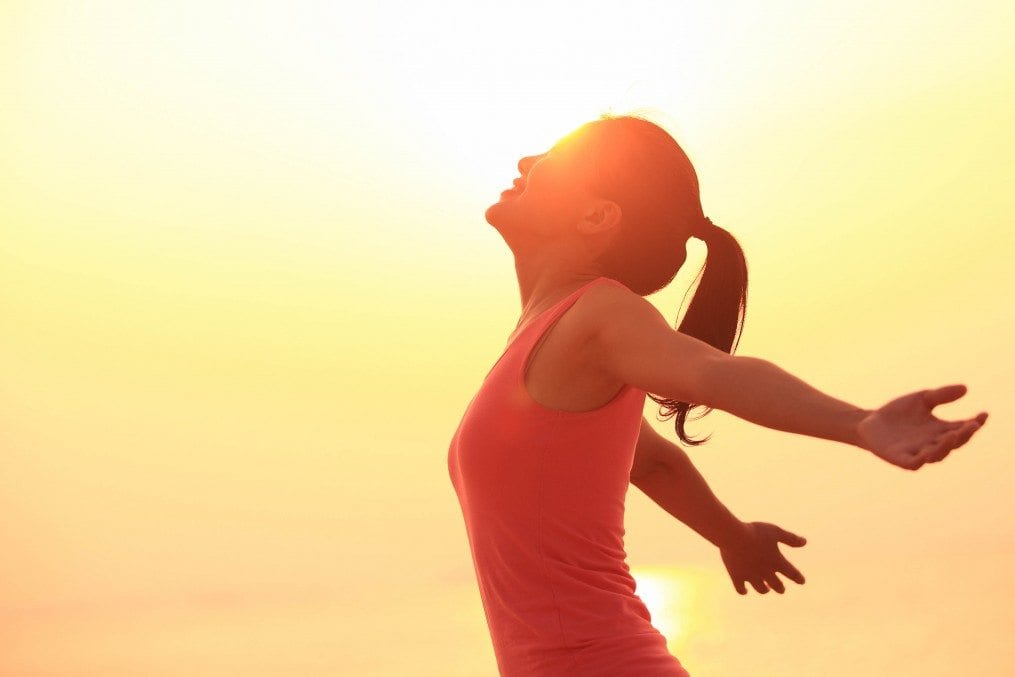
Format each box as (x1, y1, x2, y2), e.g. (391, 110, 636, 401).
(447, 276, 691, 676)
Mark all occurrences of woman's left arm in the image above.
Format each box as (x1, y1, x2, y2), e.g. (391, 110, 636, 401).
(632, 440, 749, 551)
(632, 438, 808, 595)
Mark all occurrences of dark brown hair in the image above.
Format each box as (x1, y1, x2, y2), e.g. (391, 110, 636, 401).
(581, 113, 749, 446)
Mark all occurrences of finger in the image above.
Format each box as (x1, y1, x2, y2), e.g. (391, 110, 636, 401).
(777, 560, 806, 585)
(896, 444, 925, 471)
(941, 420, 965, 433)
(925, 423, 973, 462)
(920, 439, 953, 464)
(944, 412, 989, 431)
(928, 429, 960, 461)
(733, 579, 747, 595)
(907, 456, 927, 471)
(928, 421, 982, 463)
(778, 528, 807, 547)
(945, 421, 979, 452)
(922, 384, 967, 409)
(765, 573, 786, 594)
(910, 428, 954, 465)
(749, 578, 769, 594)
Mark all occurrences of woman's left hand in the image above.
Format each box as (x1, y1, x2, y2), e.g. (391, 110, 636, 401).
(719, 521, 807, 595)
(857, 384, 988, 471)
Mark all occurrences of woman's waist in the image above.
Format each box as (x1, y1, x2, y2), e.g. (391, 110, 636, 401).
(482, 573, 655, 642)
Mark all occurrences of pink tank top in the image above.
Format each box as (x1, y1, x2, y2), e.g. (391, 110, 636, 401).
(448, 276, 692, 676)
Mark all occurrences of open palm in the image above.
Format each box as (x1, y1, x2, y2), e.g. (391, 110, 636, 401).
(857, 384, 988, 471)
(719, 521, 806, 595)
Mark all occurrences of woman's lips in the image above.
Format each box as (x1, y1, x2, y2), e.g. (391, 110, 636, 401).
(502, 180, 525, 195)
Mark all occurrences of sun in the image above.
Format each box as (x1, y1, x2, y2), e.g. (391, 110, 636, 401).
(630, 565, 717, 656)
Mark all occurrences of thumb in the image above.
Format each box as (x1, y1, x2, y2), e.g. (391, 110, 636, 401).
(922, 384, 967, 409)
(779, 528, 807, 547)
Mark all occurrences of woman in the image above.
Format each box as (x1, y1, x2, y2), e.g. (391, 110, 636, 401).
(446, 113, 988, 676)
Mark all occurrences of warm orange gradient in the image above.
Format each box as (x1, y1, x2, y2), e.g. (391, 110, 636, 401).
(2, 2, 1013, 675)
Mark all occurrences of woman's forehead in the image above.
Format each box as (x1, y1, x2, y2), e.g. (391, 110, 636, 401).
(551, 121, 601, 151)
(548, 120, 633, 169)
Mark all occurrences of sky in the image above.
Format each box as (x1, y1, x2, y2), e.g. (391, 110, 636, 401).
(1, 1, 1013, 674)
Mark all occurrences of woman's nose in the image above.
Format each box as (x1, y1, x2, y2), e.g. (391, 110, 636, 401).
(517, 153, 544, 176)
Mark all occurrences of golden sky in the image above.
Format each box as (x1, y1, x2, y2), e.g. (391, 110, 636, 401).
(2, 1, 1013, 674)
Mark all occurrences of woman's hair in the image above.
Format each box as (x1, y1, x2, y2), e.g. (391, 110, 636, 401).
(581, 112, 749, 446)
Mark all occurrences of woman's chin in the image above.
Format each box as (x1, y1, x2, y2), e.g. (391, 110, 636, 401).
(483, 205, 499, 226)
(484, 200, 509, 225)
(485, 190, 525, 227)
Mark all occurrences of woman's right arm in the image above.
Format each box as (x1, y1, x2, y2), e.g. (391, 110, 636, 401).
(587, 285, 986, 466)
(695, 355, 871, 448)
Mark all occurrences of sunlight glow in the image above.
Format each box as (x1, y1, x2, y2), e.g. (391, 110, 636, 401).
(2, 1, 1011, 674)
(631, 566, 704, 648)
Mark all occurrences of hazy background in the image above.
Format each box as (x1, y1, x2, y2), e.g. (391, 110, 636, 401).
(2, 1, 1012, 674)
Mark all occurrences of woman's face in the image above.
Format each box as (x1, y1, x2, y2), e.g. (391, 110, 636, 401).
(484, 124, 601, 240)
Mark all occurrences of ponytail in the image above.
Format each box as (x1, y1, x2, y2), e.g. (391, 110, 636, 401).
(648, 222, 748, 446)
(572, 112, 750, 445)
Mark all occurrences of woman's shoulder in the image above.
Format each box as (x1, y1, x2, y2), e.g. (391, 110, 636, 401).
(574, 277, 659, 336)
(585, 277, 651, 310)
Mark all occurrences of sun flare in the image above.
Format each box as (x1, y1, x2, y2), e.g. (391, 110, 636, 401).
(630, 566, 708, 649)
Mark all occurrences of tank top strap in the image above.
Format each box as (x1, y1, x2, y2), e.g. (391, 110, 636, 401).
(522, 276, 625, 338)
(517, 275, 619, 365)
(513, 276, 642, 417)
(482, 277, 630, 384)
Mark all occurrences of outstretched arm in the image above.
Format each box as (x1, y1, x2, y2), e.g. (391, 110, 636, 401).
(630, 416, 747, 549)
(591, 285, 988, 469)
(631, 417, 807, 595)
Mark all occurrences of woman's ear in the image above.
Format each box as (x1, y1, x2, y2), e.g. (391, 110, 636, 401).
(577, 199, 623, 236)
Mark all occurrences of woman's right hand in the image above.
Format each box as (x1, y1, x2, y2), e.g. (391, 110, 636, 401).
(719, 521, 807, 595)
(856, 384, 988, 470)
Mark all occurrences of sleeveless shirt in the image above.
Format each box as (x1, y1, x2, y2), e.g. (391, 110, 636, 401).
(447, 276, 692, 676)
